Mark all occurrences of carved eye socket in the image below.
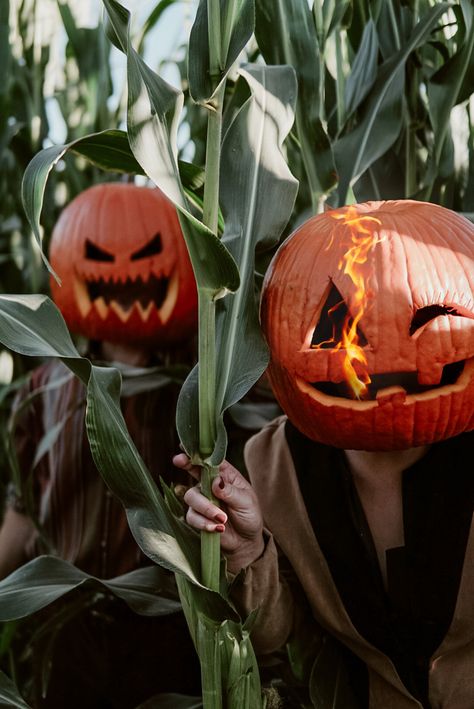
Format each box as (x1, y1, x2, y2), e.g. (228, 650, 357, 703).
(85, 239, 115, 262)
(131, 233, 163, 261)
(311, 282, 368, 348)
(410, 304, 465, 335)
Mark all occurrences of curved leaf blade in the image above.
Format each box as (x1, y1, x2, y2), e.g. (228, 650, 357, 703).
(0, 557, 182, 620)
(188, 0, 254, 102)
(177, 65, 299, 463)
(102, 0, 240, 296)
(255, 0, 337, 206)
(0, 671, 31, 709)
(0, 295, 239, 622)
(21, 130, 145, 279)
(334, 2, 449, 204)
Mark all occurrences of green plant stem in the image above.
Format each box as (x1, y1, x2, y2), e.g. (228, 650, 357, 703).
(198, 292, 221, 592)
(207, 0, 222, 74)
(335, 28, 345, 133)
(202, 83, 225, 233)
(199, 8, 227, 596)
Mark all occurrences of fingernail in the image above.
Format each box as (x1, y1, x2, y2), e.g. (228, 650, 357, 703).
(216, 524, 225, 533)
(214, 512, 227, 523)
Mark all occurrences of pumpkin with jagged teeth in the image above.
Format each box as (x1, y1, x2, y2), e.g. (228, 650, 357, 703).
(50, 183, 197, 347)
(261, 200, 474, 451)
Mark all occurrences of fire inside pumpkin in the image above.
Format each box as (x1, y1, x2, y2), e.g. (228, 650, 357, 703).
(50, 183, 197, 347)
(261, 200, 474, 451)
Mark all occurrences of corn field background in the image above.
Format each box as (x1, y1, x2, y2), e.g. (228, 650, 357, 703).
(0, 1, 474, 707)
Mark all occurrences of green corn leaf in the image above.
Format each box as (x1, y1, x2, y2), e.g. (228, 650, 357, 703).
(0, 557, 182, 620)
(334, 2, 450, 204)
(136, 0, 178, 56)
(344, 19, 379, 118)
(102, 0, 239, 298)
(21, 130, 145, 279)
(0, 670, 31, 709)
(427, 0, 474, 167)
(188, 0, 254, 102)
(255, 0, 337, 208)
(0, 294, 239, 623)
(176, 64, 298, 463)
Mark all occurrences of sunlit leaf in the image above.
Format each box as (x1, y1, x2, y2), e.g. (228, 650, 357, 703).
(255, 0, 336, 208)
(177, 65, 298, 462)
(334, 2, 449, 204)
(21, 130, 144, 278)
(102, 0, 239, 297)
(427, 0, 474, 166)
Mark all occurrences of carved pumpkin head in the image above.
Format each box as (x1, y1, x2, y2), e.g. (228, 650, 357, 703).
(50, 183, 197, 347)
(261, 200, 474, 450)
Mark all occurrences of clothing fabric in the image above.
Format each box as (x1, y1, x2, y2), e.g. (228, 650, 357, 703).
(9, 358, 186, 578)
(236, 415, 474, 709)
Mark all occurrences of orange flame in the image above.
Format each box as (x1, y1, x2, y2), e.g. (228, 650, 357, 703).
(329, 206, 381, 399)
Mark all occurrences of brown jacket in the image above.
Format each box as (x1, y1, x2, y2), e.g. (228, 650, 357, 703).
(235, 416, 474, 709)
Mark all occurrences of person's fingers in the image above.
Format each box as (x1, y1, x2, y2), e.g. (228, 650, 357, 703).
(183, 486, 228, 524)
(211, 475, 256, 513)
(186, 506, 225, 533)
(172, 453, 201, 481)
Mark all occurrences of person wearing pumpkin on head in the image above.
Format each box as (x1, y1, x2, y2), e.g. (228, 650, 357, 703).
(175, 200, 474, 709)
(0, 182, 202, 708)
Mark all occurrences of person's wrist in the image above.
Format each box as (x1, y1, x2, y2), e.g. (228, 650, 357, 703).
(226, 534, 265, 574)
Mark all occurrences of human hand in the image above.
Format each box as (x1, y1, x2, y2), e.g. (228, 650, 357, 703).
(173, 454, 265, 573)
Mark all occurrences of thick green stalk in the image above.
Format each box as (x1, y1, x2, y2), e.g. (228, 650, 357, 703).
(202, 84, 225, 232)
(198, 292, 221, 592)
(199, 0, 226, 596)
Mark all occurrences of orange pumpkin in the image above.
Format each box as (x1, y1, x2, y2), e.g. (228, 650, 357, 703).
(261, 200, 474, 450)
(50, 183, 197, 347)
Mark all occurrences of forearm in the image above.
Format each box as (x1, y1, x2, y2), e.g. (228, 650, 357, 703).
(229, 532, 295, 655)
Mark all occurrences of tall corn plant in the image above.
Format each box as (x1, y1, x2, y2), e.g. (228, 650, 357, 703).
(0, 0, 298, 707)
(254, 0, 474, 216)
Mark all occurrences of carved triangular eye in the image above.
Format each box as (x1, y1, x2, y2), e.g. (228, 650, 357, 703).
(85, 239, 114, 262)
(131, 233, 163, 261)
(311, 281, 368, 348)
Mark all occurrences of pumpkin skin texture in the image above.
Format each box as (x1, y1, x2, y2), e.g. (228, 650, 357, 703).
(50, 183, 197, 347)
(261, 200, 474, 451)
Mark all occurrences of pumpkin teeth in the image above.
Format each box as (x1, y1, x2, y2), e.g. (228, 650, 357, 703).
(85, 274, 170, 312)
(74, 279, 92, 317)
(136, 301, 155, 321)
(159, 271, 179, 324)
(94, 297, 108, 319)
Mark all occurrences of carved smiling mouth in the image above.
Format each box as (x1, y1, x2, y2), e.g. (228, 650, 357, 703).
(87, 274, 169, 311)
(311, 360, 466, 401)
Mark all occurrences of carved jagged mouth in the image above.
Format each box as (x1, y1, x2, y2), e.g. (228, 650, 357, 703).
(311, 360, 465, 400)
(74, 271, 179, 323)
(87, 274, 169, 311)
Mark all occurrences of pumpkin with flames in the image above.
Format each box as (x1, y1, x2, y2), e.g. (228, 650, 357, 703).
(50, 183, 197, 347)
(261, 200, 474, 451)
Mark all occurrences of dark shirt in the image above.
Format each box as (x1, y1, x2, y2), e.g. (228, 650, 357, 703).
(286, 421, 474, 708)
